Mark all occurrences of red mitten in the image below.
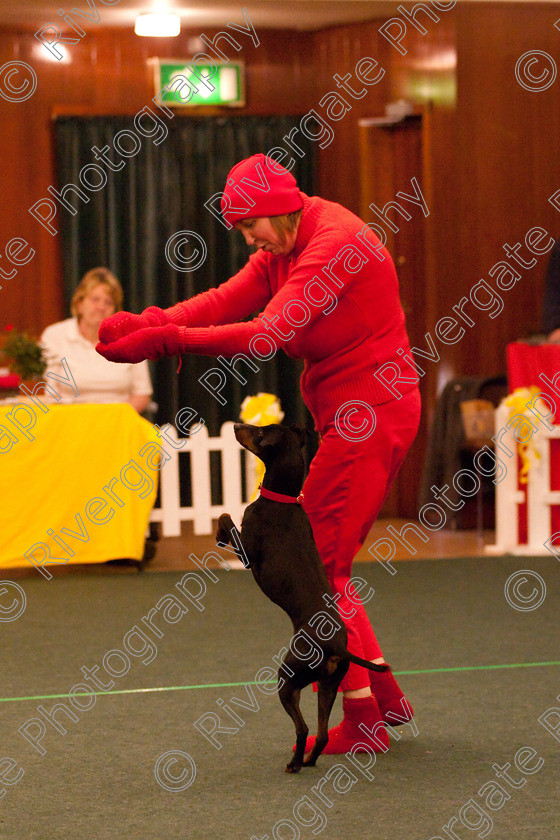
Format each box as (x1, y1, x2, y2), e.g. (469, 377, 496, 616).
(96, 324, 185, 363)
(98, 306, 169, 344)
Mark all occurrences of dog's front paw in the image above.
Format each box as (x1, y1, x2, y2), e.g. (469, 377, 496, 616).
(215, 525, 229, 545)
(215, 513, 233, 546)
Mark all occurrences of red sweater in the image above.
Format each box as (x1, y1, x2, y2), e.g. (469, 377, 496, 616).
(165, 193, 418, 431)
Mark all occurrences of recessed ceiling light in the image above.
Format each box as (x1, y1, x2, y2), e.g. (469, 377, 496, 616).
(135, 12, 181, 37)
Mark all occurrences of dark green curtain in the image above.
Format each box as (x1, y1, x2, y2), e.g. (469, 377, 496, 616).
(54, 115, 317, 438)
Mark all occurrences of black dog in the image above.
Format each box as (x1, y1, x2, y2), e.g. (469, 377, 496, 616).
(216, 423, 389, 773)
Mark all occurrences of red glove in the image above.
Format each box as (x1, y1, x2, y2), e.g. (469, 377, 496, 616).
(96, 324, 185, 363)
(98, 306, 169, 344)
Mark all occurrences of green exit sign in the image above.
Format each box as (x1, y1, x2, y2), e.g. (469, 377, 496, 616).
(151, 59, 245, 108)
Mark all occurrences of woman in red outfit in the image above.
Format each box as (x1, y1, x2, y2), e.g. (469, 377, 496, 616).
(97, 153, 421, 754)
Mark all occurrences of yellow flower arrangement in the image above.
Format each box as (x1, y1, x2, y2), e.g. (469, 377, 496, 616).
(504, 387, 542, 484)
(240, 393, 284, 498)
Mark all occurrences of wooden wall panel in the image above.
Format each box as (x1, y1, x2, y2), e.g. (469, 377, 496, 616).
(451, 2, 560, 383)
(309, 21, 392, 213)
(0, 33, 63, 332)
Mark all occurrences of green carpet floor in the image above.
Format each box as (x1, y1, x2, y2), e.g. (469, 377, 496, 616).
(1, 555, 559, 839)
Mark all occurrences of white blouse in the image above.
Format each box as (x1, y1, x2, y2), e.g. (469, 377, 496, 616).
(40, 318, 152, 404)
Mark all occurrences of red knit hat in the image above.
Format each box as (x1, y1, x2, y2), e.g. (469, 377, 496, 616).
(221, 153, 303, 228)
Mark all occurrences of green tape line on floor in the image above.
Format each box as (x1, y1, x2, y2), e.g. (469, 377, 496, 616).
(2, 661, 560, 704)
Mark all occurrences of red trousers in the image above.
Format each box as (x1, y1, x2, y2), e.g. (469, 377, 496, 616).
(302, 388, 421, 690)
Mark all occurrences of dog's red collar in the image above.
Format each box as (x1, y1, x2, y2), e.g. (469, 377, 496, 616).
(259, 486, 304, 504)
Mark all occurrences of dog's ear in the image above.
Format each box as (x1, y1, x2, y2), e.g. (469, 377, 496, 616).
(259, 425, 281, 448)
(289, 424, 307, 448)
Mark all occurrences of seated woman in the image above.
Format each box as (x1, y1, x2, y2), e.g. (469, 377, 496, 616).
(41, 267, 152, 412)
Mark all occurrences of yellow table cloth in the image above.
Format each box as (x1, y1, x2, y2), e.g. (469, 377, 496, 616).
(0, 402, 160, 573)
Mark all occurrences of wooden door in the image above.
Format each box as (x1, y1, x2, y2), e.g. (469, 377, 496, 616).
(359, 112, 435, 518)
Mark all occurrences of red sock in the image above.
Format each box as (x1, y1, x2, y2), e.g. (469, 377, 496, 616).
(301, 696, 390, 755)
(370, 667, 414, 725)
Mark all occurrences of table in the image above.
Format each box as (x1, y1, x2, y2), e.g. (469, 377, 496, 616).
(0, 402, 160, 574)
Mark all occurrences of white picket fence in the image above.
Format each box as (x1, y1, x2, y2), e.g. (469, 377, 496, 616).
(149, 422, 257, 536)
(486, 401, 560, 555)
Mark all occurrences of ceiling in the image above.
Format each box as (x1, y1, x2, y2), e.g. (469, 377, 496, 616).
(5, 0, 560, 33)
(1, 1, 404, 31)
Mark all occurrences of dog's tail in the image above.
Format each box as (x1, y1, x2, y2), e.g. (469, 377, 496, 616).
(345, 652, 390, 672)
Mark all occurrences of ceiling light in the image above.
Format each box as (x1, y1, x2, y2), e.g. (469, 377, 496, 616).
(135, 12, 181, 37)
